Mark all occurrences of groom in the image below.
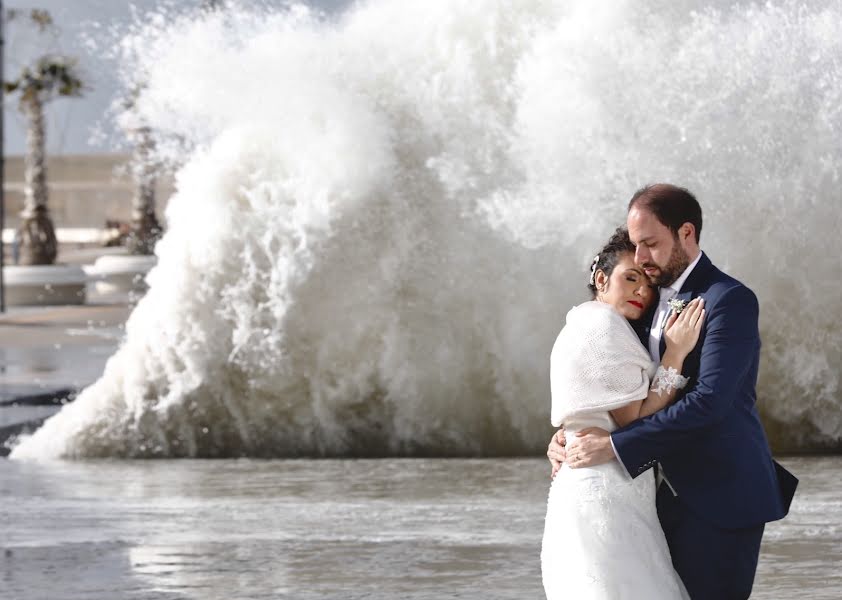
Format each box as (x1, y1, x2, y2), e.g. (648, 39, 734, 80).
(547, 184, 797, 600)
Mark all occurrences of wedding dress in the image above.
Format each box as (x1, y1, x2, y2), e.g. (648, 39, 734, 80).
(541, 301, 689, 600)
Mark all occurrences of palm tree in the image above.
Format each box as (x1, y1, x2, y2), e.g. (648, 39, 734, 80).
(4, 11, 84, 265)
(123, 99, 163, 255)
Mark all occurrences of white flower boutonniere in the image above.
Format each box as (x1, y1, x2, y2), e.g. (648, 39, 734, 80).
(668, 298, 687, 314)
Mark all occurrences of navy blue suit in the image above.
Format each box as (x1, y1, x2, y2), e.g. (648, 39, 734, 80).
(611, 253, 797, 599)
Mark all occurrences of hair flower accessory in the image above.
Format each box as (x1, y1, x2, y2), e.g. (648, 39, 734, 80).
(668, 298, 688, 314)
(588, 255, 600, 285)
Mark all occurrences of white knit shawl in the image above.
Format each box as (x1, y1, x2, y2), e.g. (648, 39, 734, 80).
(550, 301, 656, 427)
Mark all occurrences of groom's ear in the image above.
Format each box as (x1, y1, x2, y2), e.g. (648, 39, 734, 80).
(678, 222, 696, 244)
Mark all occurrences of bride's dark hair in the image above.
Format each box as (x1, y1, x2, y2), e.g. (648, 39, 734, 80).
(587, 227, 637, 298)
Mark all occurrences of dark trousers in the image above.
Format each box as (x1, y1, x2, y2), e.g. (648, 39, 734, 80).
(657, 484, 765, 600)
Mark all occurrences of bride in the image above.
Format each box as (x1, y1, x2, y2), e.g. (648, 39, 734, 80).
(541, 227, 704, 600)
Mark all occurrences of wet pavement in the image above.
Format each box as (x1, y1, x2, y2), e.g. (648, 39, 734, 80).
(0, 302, 129, 398)
(0, 247, 135, 454)
(1, 456, 837, 600)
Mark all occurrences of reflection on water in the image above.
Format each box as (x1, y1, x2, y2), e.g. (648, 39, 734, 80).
(0, 457, 838, 599)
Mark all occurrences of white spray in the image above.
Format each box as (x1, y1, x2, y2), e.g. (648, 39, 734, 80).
(11, 0, 842, 458)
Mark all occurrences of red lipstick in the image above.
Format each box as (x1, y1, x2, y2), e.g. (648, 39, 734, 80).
(628, 300, 644, 309)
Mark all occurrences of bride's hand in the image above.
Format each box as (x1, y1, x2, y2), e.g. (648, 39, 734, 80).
(663, 297, 705, 358)
(547, 429, 566, 478)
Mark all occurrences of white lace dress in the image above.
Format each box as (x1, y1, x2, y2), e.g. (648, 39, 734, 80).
(541, 301, 689, 600)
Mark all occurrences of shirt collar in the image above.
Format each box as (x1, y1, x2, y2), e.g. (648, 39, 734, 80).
(664, 250, 704, 296)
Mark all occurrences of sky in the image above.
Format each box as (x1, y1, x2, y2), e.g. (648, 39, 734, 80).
(3, 0, 352, 156)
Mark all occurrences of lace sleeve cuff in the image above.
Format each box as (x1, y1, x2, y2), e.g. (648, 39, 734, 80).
(650, 366, 689, 397)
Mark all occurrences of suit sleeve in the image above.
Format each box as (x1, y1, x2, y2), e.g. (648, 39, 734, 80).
(610, 285, 760, 478)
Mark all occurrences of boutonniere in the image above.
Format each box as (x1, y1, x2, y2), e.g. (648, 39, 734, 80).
(668, 298, 687, 314)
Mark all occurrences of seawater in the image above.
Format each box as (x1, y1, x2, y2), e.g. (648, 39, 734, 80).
(0, 456, 838, 599)
(10, 0, 842, 459)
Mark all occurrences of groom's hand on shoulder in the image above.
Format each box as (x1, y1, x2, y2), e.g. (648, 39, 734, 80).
(547, 429, 567, 478)
(566, 428, 615, 469)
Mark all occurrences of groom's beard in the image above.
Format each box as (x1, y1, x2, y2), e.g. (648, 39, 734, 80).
(643, 239, 690, 287)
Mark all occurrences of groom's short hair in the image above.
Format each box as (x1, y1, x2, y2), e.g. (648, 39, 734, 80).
(628, 184, 702, 243)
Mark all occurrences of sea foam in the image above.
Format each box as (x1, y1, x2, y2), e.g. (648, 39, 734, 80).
(11, 0, 842, 458)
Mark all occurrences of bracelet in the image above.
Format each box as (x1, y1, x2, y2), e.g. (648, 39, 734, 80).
(651, 366, 689, 397)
